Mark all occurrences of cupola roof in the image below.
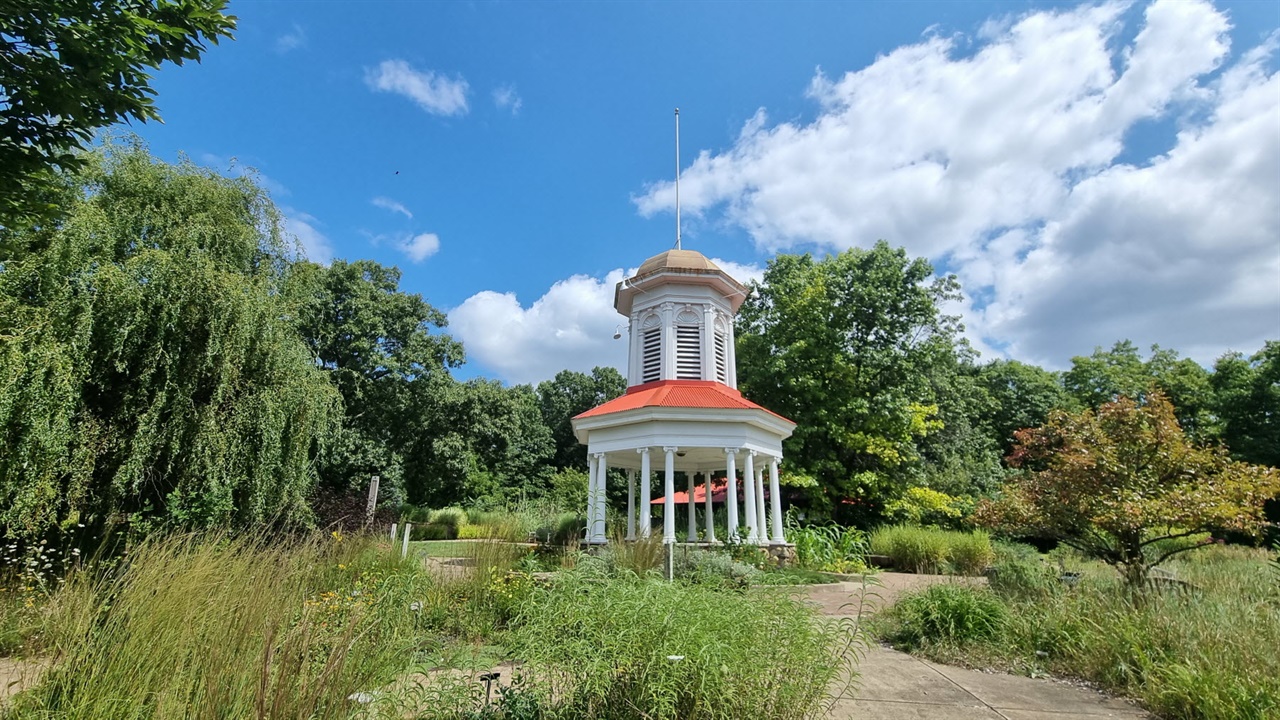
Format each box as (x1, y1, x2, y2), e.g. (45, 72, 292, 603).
(614, 248, 749, 316)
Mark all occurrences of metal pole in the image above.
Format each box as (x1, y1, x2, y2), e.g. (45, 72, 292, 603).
(674, 108, 681, 250)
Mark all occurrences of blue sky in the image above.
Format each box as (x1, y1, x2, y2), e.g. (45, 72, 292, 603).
(133, 0, 1280, 384)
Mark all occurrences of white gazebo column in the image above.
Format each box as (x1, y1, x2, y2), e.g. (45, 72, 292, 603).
(585, 452, 598, 542)
(769, 457, 785, 544)
(703, 471, 716, 543)
(724, 450, 739, 541)
(743, 451, 758, 542)
(662, 447, 677, 543)
(686, 472, 696, 541)
(754, 464, 767, 546)
(638, 448, 652, 538)
(593, 452, 608, 543)
(626, 469, 636, 541)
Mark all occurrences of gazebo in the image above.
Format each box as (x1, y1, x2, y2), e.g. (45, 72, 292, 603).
(571, 249, 796, 549)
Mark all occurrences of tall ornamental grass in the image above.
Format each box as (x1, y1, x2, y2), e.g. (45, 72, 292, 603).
(508, 572, 863, 719)
(9, 532, 432, 720)
(870, 525, 993, 575)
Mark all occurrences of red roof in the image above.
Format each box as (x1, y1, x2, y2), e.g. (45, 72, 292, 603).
(573, 380, 792, 422)
(652, 478, 783, 504)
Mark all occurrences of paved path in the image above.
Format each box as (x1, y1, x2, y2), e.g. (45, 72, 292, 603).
(806, 576, 1150, 720)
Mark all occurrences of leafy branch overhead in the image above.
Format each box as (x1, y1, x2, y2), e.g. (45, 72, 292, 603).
(0, 0, 236, 227)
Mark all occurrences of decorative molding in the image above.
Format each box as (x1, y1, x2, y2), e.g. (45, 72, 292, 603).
(636, 447, 650, 455)
(662, 446, 680, 453)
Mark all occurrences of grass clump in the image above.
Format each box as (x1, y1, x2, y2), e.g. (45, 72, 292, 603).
(870, 525, 993, 575)
(884, 584, 1007, 650)
(508, 571, 862, 719)
(10, 532, 433, 719)
(788, 522, 869, 573)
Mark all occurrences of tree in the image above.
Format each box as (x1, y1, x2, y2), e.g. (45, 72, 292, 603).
(536, 367, 626, 471)
(291, 259, 464, 500)
(736, 242, 965, 520)
(976, 392, 1280, 586)
(1064, 341, 1215, 439)
(976, 359, 1072, 456)
(1211, 341, 1280, 467)
(0, 0, 236, 228)
(0, 141, 338, 537)
(401, 379, 553, 508)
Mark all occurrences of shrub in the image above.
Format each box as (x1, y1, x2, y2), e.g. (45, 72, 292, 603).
(788, 522, 868, 573)
(870, 525, 993, 575)
(457, 525, 492, 540)
(887, 584, 1007, 650)
(427, 507, 469, 531)
(987, 560, 1059, 600)
(411, 523, 455, 540)
(509, 572, 861, 719)
(533, 512, 585, 546)
(884, 487, 972, 529)
(948, 530, 995, 575)
(673, 547, 761, 587)
(871, 525, 950, 573)
(992, 539, 1042, 565)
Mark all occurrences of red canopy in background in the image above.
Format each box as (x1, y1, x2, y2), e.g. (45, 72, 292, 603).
(651, 478, 772, 504)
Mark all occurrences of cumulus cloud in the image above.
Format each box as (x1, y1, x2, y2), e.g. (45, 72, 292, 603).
(634, 0, 1279, 367)
(451, 258, 762, 384)
(275, 24, 306, 54)
(398, 232, 440, 262)
(492, 85, 523, 115)
(365, 60, 469, 116)
(372, 196, 413, 219)
(282, 208, 334, 264)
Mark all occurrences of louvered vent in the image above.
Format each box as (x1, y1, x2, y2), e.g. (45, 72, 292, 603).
(676, 325, 702, 380)
(714, 330, 728, 383)
(641, 328, 661, 383)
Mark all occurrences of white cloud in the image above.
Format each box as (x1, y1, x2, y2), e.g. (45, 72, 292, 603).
(398, 232, 440, 262)
(282, 208, 334, 264)
(365, 60, 469, 116)
(634, 0, 1279, 367)
(372, 196, 413, 219)
(275, 24, 306, 54)
(492, 85, 523, 115)
(450, 258, 761, 384)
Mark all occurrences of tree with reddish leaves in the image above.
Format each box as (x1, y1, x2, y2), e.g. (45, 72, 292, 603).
(976, 391, 1280, 586)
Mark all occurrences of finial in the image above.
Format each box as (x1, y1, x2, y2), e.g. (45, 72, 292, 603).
(674, 108, 681, 251)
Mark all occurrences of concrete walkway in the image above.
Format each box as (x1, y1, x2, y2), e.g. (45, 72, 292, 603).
(805, 577, 1150, 720)
(830, 645, 1148, 719)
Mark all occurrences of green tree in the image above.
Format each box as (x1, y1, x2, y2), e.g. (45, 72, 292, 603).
(536, 366, 626, 471)
(976, 392, 1280, 586)
(0, 0, 236, 228)
(975, 359, 1072, 456)
(1063, 341, 1216, 436)
(291, 259, 464, 500)
(736, 242, 964, 519)
(402, 379, 553, 508)
(0, 141, 338, 537)
(1212, 341, 1280, 468)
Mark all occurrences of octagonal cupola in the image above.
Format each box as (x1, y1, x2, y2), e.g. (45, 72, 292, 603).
(614, 249, 748, 389)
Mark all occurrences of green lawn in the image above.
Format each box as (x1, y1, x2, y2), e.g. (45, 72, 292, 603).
(409, 540, 478, 558)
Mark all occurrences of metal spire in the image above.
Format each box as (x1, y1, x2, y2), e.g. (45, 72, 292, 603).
(674, 108, 681, 250)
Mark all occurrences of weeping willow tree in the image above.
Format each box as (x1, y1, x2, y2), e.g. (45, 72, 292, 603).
(0, 140, 340, 538)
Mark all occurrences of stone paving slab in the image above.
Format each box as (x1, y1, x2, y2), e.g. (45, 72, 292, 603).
(830, 645, 1149, 720)
(921, 660, 1144, 716)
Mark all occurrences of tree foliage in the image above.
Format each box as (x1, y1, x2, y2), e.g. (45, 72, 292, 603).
(536, 366, 626, 471)
(1211, 341, 1280, 468)
(736, 242, 966, 517)
(976, 392, 1280, 585)
(291, 258, 463, 500)
(0, 0, 236, 228)
(0, 142, 339, 537)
